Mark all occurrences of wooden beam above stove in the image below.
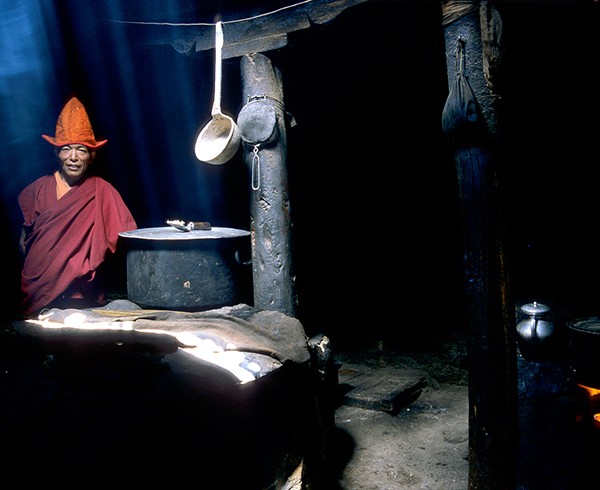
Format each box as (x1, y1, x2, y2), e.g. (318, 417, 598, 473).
(116, 0, 370, 59)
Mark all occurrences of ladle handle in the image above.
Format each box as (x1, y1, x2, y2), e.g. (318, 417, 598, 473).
(211, 21, 223, 116)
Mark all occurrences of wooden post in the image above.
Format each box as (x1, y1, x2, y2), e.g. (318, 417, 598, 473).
(239, 53, 297, 317)
(441, 2, 517, 489)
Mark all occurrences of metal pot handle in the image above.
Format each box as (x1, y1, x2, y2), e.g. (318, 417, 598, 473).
(211, 21, 224, 116)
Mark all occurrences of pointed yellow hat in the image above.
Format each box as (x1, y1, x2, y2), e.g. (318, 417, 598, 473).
(42, 97, 107, 149)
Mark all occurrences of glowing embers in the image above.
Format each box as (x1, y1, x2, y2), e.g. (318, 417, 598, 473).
(575, 383, 600, 430)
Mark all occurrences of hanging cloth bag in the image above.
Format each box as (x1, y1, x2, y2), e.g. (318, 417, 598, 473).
(441, 38, 481, 142)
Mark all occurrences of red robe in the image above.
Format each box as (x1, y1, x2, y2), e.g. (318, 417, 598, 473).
(18, 173, 137, 316)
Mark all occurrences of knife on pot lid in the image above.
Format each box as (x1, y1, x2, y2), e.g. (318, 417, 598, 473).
(166, 219, 212, 232)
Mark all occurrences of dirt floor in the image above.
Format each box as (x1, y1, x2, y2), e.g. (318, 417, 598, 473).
(330, 337, 469, 490)
(330, 334, 600, 490)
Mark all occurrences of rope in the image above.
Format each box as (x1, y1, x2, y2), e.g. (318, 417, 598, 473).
(442, 0, 479, 27)
(110, 0, 314, 27)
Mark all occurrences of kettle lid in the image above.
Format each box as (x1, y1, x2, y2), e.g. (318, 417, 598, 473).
(521, 301, 550, 316)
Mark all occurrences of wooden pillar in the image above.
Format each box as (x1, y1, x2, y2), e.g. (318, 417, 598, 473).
(239, 53, 297, 317)
(441, 2, 517, 489)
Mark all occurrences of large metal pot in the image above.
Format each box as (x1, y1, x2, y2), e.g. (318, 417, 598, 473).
(119, 227, 251, 310)
(567, 317, 600, 386)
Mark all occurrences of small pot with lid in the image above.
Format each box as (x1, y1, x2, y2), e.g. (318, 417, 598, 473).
(516, 301, 556, 361)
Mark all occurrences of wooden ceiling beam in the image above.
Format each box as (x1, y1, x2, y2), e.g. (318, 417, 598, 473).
(120, 0, 370, 58)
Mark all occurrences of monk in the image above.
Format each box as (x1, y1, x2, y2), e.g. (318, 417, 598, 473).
(18, 97, 137, 317)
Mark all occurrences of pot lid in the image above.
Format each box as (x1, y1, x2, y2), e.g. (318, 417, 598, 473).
(520, 302, 550, 316)
(119, 226, 250, 241)
(567, 317, 600, 335)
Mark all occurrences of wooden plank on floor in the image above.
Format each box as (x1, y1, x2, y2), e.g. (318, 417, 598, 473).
(337, 365, 427, 414)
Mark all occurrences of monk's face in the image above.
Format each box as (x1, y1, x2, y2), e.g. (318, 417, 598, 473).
(56, 144, 96, 186)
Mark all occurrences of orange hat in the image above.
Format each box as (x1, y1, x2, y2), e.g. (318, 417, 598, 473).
(42, 97, 107, 149)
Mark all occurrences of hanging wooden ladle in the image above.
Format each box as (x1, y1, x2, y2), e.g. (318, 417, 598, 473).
(194, 21, 241, 164)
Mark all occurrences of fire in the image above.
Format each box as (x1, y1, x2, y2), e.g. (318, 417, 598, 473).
(577, 383, 600, 429)
(577, 383, 600, 399)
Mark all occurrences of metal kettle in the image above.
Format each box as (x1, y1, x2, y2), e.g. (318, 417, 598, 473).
(516, 302, 555, 360)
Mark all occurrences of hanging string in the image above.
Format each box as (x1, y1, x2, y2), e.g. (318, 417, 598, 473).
(454, 37, 465, 78)
(110, 0, 313, 27)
